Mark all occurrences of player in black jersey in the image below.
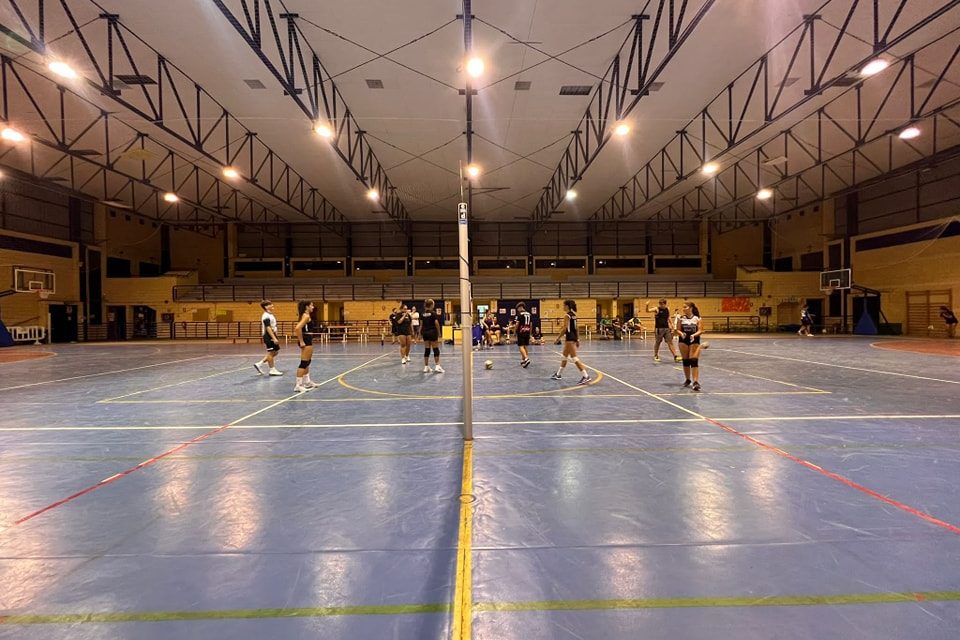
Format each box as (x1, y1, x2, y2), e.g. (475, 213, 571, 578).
(551, 300, 590, 385)
(674, 301, 704, 391)
(396, 305, 413, 364)
(294, 300, 317, 392)
(645, 299, 681, 362)
(798, 304, 814, 337)
(420, 299, 444, 373)
(940, 306, 957, 339)
(515, 302, 533, 368)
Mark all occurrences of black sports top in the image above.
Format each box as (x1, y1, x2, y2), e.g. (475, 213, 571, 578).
(564, 312, 578, 342)
(420, 310, 440, 337)
(396, 313, 412, 335)
(654, 307, 670, 329)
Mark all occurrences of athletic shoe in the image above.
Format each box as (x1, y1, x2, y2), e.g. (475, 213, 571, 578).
(674, 355, 682, 363)
(401, 357, 408, 365)
(577, 375, 590, 385)
(550, 372, 562, 380)
(692, 381, 701, 391)
(294, 384, 310, 393)
(653, 355, 661, 362)
(521, 359, 530, 368)
(268, 368, 283, 376)
(254, 362, 264, 375)
(434, 365, 445, 373)
(305, 381, 320, 389)
(798, 330, 803, 336)
(682, 379, 692, 387)
(806, 333, 814, 338)
(423, 365, 431, 373)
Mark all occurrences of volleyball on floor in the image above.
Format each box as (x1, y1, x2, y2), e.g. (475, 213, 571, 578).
(484, 360, 494, 369)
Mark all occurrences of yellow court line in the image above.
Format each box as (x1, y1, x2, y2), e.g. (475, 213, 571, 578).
(451, 440, 474, 640)
(337, 371, 604, 400)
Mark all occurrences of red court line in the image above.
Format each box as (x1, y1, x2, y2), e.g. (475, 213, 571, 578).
(11, 424, 232, 526)
(701, 416, 960, 536)
(591, 366, 960, 537)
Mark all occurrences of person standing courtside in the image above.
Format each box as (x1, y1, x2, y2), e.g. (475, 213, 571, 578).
(675, 301, 704, 391)
(396, 305, 413, 364)
(410, 305, 421, 343)
(254, 300, 284, 376)
(646, 299, 681, 363)
(294, 300, 318, 393)
(420, 299, 444, 373)
(552, 300, 590, 385)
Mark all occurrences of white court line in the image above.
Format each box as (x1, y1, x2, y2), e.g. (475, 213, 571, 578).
(99, 366, 250, 402)
(4, 414, 960, 433)
(712, 347, 960, 385)
(0, 355, 216, 392)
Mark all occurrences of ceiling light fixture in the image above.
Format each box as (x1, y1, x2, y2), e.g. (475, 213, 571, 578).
(221, 166, 240, 179)
(366, 189, 379, 201)
(163, 192, 179, 203)
(48, 61, 78, 79)
(756, 188, 773, 200)
(466, 164, 481, 179)
(314, 122, 333, 139)
(1, 127, 26, 143)
(898, 126, 921, 140)
(466, 57, 485, 78)
(565, 189, 577, 201)
(701, 162, 720, 175)
(613, 122, 631, 137)
(860, 58, 889, 76)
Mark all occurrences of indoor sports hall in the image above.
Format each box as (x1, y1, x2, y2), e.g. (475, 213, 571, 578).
(0, 1, 959, 639)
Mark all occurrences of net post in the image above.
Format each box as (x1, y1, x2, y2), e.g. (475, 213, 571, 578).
(457, 202, 474, 441)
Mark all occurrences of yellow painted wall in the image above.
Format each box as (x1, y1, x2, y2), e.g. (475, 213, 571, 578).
(711, 223, 764, 279)
(343, 300, 399, 322)
(169, 227, 224, 282)
(105, 211, 161, 275)
(0, 230, 79, 326)
(851, 217, 960, 327)
(771, 208, 825, 264)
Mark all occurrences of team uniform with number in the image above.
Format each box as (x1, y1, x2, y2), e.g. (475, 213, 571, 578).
(516, 310, 532, 347)
(677, 315, 701, 345)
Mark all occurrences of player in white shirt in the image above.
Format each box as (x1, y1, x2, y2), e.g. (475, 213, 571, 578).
(674, 301, 704, 391)
(254, 300, 283, 376)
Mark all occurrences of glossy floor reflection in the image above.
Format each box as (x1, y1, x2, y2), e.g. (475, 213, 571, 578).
(0, 337, 958, 639)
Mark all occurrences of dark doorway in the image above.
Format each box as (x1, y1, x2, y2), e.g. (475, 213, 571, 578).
(621, 302, 634, 321)
(107, 306, 127, 341)
(132, 306, 157, 338)
(805, 298, 824, 331)
(50, 304, 79, 343)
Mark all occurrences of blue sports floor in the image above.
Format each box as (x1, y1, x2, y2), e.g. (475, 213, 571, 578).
(0, 337, 958, 639)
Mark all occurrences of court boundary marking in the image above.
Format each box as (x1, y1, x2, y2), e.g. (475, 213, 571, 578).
(451, 441, 473, 640)
(1, 354, 389, 531)
(586, 363, 960, 536)
(712, 347, 960, 385)
(2, 590, 958, 625)
(0, 355, 215, 392)
(337, 369, 604, 400)
(3, 414, 960, 432)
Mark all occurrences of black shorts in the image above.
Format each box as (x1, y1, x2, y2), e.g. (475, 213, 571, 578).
(801, 319, 812, 326)
(421, 331, 439, 343)
(517, 333, 530, 347)
(263, 336, 280, 352)
(679, 334, 701, 346)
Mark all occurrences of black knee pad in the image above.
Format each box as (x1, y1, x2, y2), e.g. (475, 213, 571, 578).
(299, 359, 311, 369)
(689, 358, 699, 368)
(682, 358, 692, 367)
(433, 347, 440, 358)
(424, 348, 432, 358)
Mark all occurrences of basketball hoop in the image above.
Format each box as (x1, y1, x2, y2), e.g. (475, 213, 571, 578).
(37, 290, 50, 300)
